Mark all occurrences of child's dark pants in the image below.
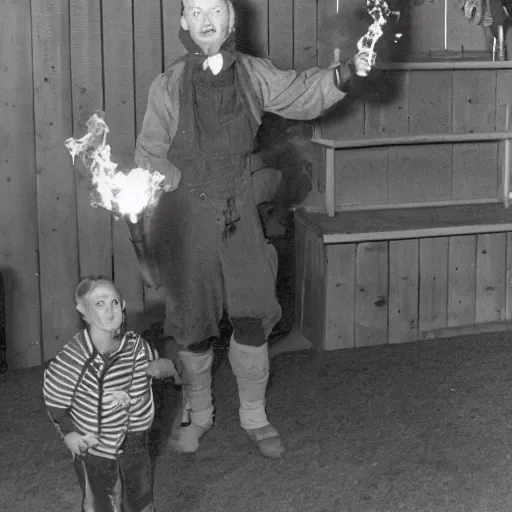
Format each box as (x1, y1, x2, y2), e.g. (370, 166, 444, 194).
(73, 431, 154, 512)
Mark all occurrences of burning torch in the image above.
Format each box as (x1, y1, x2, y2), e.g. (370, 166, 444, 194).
(65, 112, 163, 289)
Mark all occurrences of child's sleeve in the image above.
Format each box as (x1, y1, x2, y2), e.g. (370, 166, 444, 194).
(43, 354, 77, 438)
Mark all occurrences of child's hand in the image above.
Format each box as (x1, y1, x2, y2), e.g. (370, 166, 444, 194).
(146, 358, 181, 383)
(64, 432, 99, 457)
(352, 50, 372, 77)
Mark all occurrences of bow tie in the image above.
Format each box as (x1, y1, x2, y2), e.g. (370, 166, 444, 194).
(202, 53, 224, 75)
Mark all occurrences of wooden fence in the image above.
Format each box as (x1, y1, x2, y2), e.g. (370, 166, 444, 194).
(0, 0, 499, 369)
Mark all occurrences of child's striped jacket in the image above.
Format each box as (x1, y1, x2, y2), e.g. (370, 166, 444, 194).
(43, 329, 158, 460)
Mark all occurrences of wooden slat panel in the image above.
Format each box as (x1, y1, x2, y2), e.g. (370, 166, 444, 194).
(388, 239, 419, 344)
(365, 71, 410, 138)
(419, 237, 449, 335)
(506, 233, 512, 319)
(496, 69, 512, 199)
(447, 235, 477, 327)
(0, 0, 42, 368)
(163, 0, 184, 69)
(134, 0, 163, 131)
(446, 1, 487, 52)
(355, 241, 388, 346)
(316, 0, 337, 69)
(396, 71, 452, 203)
(475, 233, 507, 322)
(237, 0, 269, 58)
(452, 70, 499, 201)
(134, 0, 166, 327)
(324, 244, 355, 350)
(408, 71, 453, 135)
(387, 70, 452, 204)
(70, 0, 112, 279)
(293, 0, 317, 70)
(268, 0, 293, 70)
(335, 149, 388, 206)
(102, 0, 144, 331)
(365, 71, 408, 206)
(388, 145, 454, 204)
(300, 229, 326, 349)
(32, 0, 79, 362)
(406, 0, 446, 55)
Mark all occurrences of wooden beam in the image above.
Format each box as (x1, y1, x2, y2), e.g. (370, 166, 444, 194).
(325, 147, 335, 217)
(312, 130, 512, 149)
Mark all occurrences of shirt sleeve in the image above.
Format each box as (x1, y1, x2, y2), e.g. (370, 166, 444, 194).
(135, 73, 182, 191)
(43, 353, 78, 437)
(247, 57, 349, 120)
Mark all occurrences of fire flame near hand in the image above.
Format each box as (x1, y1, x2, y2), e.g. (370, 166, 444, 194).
(356, 0, 400, 76)
(65, 112, 165, 224)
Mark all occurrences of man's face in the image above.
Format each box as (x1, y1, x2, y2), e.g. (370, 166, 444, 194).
(181, 0, 231, 55)
(79, 281, 124, 334)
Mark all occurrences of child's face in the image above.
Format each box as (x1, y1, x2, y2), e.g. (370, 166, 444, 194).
(80, 282, 124, 334)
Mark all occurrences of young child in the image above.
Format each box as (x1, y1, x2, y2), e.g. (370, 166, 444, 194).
(43, 275, 179, 512)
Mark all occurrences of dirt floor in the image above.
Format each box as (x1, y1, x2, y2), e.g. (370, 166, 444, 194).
(4, 331, 512, 511)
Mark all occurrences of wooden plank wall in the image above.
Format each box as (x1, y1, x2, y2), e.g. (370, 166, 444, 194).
(296, 226, 512, 350)
(2, 0, 505, 368)
(313, 67, 506, 212)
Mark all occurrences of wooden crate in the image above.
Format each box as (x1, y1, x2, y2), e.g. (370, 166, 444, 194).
(295, 205, 512, 350)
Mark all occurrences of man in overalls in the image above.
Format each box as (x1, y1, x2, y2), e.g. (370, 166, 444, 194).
(135, 0, 370, 459)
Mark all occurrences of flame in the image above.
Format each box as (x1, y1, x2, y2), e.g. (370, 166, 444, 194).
(356, 0, 400, 74)
(65, 112, 165, 223)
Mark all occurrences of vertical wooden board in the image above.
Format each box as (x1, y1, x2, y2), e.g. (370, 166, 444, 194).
(324, 244, 356, 350)
(452, 70, 498, 201)
(268, 0, 293, 70)
(134, 0, 166, 327)
(32, 0, 79, 362)
(301, 229, 326, 349)
(237, 0, 269, 58)
(293, 0, 317, 70)
(134, 0, 163, 131)
(419, 237, 449, 335)
(70, 0, 113, 279)
(364, 70, 408, 206)
(0, 0, 42, 368)
(452, 142, 499, 200)
(475, 233, 507, 323)
(355, 241, 388, 347)
(447, 235, 476, 327)
(406, 0, 446, 55)
(506, 232, 512, 320)
(388, 145, 453, 204)
(316, 0, 337, 69)
(163, 0, 184, 69)
(335, 149, 388, 207)
(409, 70, 453, 135)
(365, 71, 410, 138)
(446, 1, 487, 52)
(321, 99, 365, 140)
(388, 239, 419, 344)
(387, 70, 453, 205)
(496, 70, 512, 198)
(102, 0, 145, 331)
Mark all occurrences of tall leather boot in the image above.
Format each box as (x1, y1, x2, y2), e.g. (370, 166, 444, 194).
(228, 336, 285, 458)
(168, 348, 214, 454)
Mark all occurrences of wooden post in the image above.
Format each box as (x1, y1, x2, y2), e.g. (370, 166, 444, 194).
(325, 147, 336, 217)
(503, 104, 511, 208)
